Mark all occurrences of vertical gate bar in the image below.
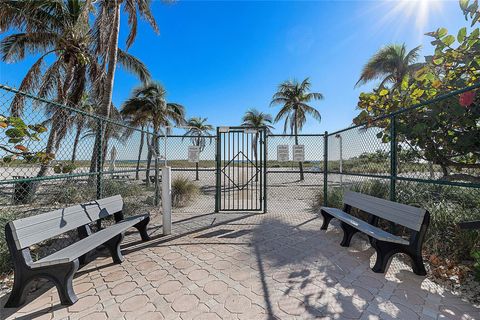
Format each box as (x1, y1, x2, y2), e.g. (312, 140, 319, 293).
(223, 131, 226, 210)
(259, 130, 262, 211)
(390, 114, 397, 202)
(237, 131, 239, 209)
(246, 134, 251, 210)
(323, 131, 328, 206)
(228, 131, 231, 210)
(250, 134, 256, 209)
(263, 129, 267, 213)
(215, 127, 221, 212)
(256, 131, 258, 210)
(242, 130, 245, 210)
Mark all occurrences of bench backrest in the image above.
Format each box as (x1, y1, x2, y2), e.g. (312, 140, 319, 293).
(343, 191, 426, 231)
(9, 195, 123, 250)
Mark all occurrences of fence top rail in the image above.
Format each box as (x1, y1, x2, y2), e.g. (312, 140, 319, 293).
(0, 84, 153, 136)
(268, 133, 325, 137)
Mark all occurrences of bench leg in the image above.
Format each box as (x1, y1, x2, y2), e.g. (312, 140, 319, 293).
(104, 233, 125, 264)
(50, 260, 80, 305)
(408, 253, 427, 276)
(320, 210, 333, 230)
(371, 240, 400, 273)
(339, 221, 358, 247)
(4, 271, 32, 308)
(134, 216, 151, 241)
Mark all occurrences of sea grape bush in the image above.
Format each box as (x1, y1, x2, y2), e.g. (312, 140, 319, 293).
(354, 1, 480, 183)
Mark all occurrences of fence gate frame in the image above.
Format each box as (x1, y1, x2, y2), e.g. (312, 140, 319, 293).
(215, 126, 267, 213)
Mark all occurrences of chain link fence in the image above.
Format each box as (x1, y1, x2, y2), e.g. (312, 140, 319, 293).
(324, 84, 480, 260)
(266, 134, 324, 214)
(0, 85, 162, 267)
(1, 82, 480, 271)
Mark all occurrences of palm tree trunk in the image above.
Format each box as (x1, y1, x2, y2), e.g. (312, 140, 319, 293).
(71, 124, 83, 163)
(195, 136, 200, 180)
(145, 134, 152, 187)
(36, 121, 58, 177)
(88, 0, 120, 180)
(136, 126, 145, 180)
(253, 132, 258, 182)
(294, 108, 304, 181)
(101, 0, 120, 120)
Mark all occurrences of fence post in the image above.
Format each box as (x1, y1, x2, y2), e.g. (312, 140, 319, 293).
(323, 131, 328, 206)
(96, 118, 104, 199)
(263, 129, 268, 213)
(215, 127, 221, 213)
(162, 166, 172, 235)
(390, 115, 397, 202)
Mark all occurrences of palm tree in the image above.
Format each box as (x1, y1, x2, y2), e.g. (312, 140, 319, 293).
(183, 117, 214, 180)
(270, 78, 323, 180)
(241, 109, 274, 181)
(121, 82, 186, 187)
(88, 0, 157, 178)
(355, 43, 423, 89)
(0, 0, 152, 178)
(92, 0, 158, 121)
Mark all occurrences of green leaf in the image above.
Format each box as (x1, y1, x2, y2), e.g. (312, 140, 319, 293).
(458, 27, 467, 42)
(433, 57, 444, 65)
(442, 35, 455, 46)
(437, 27, 448, 37)
(5, 128, 23, 138)
(459, 0, 469, 10)
(379, 89, 389, 96)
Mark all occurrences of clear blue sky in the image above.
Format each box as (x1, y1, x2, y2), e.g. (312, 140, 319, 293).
(0, 0, 468, 134)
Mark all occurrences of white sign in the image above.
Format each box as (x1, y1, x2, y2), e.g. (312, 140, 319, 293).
(292, 144, 305, 162)
(188, 146, 200, 163)
(218, 126, 230, 133)
(277, 145, 289, 162)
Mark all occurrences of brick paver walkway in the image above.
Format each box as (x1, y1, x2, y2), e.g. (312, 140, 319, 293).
(1, 212, 479, 319)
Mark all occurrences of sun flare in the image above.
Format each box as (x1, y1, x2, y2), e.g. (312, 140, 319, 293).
(393, 0, 444, 31)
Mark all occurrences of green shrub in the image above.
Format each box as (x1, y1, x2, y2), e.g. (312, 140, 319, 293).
(473, 250, 480, 281)
(172, 177, 199, 208)
(54, 184, 94, 204)
(312, 187, 344, 211)
(102, 180, 144, 198)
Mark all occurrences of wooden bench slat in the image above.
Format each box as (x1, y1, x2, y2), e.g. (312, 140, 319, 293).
(321, 207, 409, 245)
(10, 195, 123, 249)
(344, 191, 425, 231)
(30, 215, 148, 268)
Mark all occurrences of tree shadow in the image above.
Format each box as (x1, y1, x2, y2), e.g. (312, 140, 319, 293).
(249, 215, 480, 319)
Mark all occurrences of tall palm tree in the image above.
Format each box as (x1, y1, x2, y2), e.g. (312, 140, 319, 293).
(241, 109, 274, 181)
(88, 0, 156, 177)
(270, 78, 323, 180)
(355, 43, 423, 89)
(92, 0, 158, 121)
(0, 0, 152, 178)
(121, 82, 186, 187)
(183, 117, 213, 180)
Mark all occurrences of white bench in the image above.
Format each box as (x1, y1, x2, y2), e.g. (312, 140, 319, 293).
(4, 195, 150, 308)
(320, 191, 430, 275)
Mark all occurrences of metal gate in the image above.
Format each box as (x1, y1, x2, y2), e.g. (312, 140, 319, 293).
(215, 126, 267, 212)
